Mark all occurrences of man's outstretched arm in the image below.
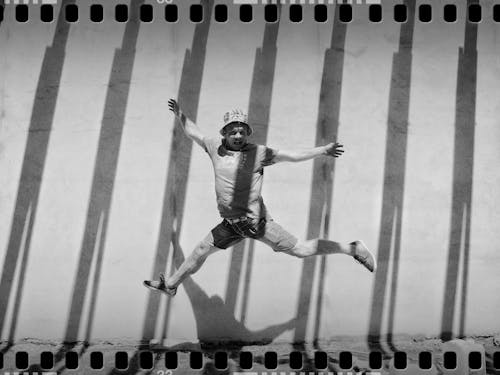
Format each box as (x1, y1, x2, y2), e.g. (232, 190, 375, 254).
(273, 142, 344, 163)
(168, 99, 205, 148)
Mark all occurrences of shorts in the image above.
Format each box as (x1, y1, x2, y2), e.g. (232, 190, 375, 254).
(202, 217, 298, 252)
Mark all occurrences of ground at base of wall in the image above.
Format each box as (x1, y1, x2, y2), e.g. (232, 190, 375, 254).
(0, 334, 499, 374)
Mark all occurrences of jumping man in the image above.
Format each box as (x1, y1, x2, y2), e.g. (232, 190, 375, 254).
(144, 99, 376, 296)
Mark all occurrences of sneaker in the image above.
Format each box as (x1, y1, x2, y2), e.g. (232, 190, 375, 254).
(143, 273, 177, 296)
(351, 240, 376, 273)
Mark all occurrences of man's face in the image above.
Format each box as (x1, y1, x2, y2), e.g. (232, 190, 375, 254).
(223, 123, 249, 150)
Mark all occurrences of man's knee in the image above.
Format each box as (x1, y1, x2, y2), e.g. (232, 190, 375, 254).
(190, 240, 211, 257)
(290, 250, 307, 259)
(288, 240, 317, 258)
(286, 243, 305, 258)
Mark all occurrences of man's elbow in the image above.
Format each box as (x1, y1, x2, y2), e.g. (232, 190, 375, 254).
(276, 151, 302, 163)
(184, 127, 201, 140)
(184, 129, 195, 139)
(185, 130, 204, 146)
(283, 154, 300, 163)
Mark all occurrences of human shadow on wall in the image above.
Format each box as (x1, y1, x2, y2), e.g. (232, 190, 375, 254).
(367, 0, 415, 355)
(63, 0, 144, 344)
(171, 230, 298, 346)
(224, 6, 281, 325)
(293, 4, 347, 349)
(0, 0, 73, 341)
(440, 0, 477, 342)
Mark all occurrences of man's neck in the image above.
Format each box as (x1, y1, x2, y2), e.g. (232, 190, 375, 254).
(223, 139, 247, 151)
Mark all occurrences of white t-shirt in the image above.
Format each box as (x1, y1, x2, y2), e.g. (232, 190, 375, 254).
(203, 137, 277, 220)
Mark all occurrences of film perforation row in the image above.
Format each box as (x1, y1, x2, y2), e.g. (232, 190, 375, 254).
(1, 3, 500, 23)
(1, 349, 499, 370)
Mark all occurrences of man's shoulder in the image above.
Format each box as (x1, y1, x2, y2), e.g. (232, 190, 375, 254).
(242, 142, 259, 151)
(243, 143, 278, 157)
(203, 137, 222, 153)
(204, 136, 221, 145)
(253, 143, 276, 152)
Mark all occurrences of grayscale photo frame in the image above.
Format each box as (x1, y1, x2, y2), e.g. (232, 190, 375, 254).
(0, 0, 499, 373)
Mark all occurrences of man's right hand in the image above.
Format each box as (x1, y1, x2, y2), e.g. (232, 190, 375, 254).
(167, 99, 204, 147)
(168, 99, 181, 117)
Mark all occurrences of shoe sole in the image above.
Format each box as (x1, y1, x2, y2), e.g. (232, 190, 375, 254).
(354, 240, 377, 273)
(143, 281, 176, 296)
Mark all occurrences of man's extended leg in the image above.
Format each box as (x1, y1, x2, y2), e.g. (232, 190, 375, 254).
(165, 239, 221, 288)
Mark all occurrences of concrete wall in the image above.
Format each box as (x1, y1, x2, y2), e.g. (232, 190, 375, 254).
(0, 0, 499, 344)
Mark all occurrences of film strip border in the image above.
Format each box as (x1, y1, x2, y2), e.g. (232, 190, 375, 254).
(1, 3, 500, 23)
(1, 349, 500, 372)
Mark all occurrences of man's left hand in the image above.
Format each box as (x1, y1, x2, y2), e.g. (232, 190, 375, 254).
(325, 142, 344, 158)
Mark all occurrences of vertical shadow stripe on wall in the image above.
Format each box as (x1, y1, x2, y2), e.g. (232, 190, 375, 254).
(367, 0, 416, 353)
(141, 0, 213, 342)
(0, 0, 4, 27)
(63, 0, 144, 343)
(224, 9, 281, 325)
(0, 0, 74, 341)
(293, 5, 347, 345)
(440, 0, 478, 342)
